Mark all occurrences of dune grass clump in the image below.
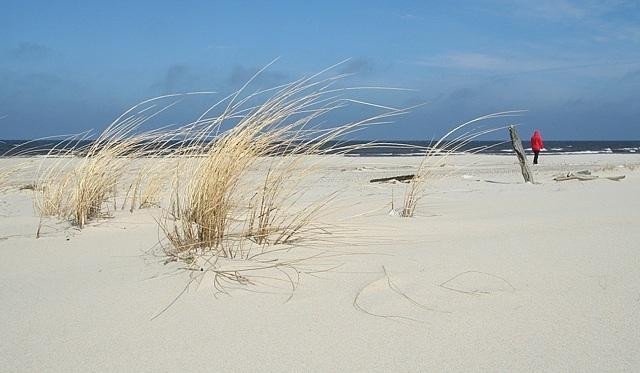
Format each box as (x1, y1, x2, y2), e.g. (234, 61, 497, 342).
(33, 96, 193, 228)
(159, 69, 407, 269)
(400, 112, 522, 217)
(37, 141, 136, 227)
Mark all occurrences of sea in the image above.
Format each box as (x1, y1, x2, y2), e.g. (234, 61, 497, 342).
(0, 139, 639, 157)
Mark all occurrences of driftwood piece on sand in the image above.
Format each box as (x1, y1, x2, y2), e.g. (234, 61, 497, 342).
(508, 125, 534, 183)
(553, 172, 626, 182)
(370, 174, 415, 183)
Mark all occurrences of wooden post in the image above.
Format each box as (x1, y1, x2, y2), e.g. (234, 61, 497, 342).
(509, 125, 534, 183)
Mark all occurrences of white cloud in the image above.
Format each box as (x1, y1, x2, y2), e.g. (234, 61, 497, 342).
(408, 51, 640, 78)
(396, 13, 422, 21)
(411, 52, 552, 72)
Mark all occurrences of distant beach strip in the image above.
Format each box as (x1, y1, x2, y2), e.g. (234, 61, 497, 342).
(1, 139, 639, 157)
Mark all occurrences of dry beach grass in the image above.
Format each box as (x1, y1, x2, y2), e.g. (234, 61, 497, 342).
(154, 68, 409, 291)
(31, 96, 189, 228)
(25, 65, 410, 291)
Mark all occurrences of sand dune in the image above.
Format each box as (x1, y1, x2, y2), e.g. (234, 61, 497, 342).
(1, 153, 639, 372)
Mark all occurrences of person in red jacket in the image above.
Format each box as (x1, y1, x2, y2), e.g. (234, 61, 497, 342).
(530, 130, 544, 164)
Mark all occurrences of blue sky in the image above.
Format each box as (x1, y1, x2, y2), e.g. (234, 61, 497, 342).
(1, 0, 639, 140)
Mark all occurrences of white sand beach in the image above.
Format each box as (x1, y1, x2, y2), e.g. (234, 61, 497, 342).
(1, 153, 639, 372)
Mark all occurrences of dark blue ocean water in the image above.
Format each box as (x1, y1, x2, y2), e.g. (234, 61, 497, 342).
(339, 140, 640, 156)
(1, 139, 639, 157)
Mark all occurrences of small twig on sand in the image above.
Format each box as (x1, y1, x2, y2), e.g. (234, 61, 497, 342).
(353, 269, 421, 322)
(353, 266, 451, 322)
(439, 270, 515, 295)
(382, 266, 450, 314)
(150, 277, 196, 321)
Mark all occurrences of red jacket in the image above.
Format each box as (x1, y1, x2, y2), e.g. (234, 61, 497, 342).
(531, 130, 544, 152)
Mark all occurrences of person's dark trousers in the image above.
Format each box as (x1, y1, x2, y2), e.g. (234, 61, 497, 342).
(533, 151, 539, 164)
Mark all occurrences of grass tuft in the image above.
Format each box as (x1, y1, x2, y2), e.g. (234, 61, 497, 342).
(33, 95, 198, 228)
(400, 112, 523, 217)
(159, 68, 407, 270)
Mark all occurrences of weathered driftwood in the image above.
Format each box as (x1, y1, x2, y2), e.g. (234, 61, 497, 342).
(554, 172, 625, 182)
(508, 125, 534, 183)
(370, 174, 415, 183)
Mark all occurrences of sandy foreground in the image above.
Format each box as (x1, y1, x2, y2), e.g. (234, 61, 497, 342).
(1, 153, 639, 372)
